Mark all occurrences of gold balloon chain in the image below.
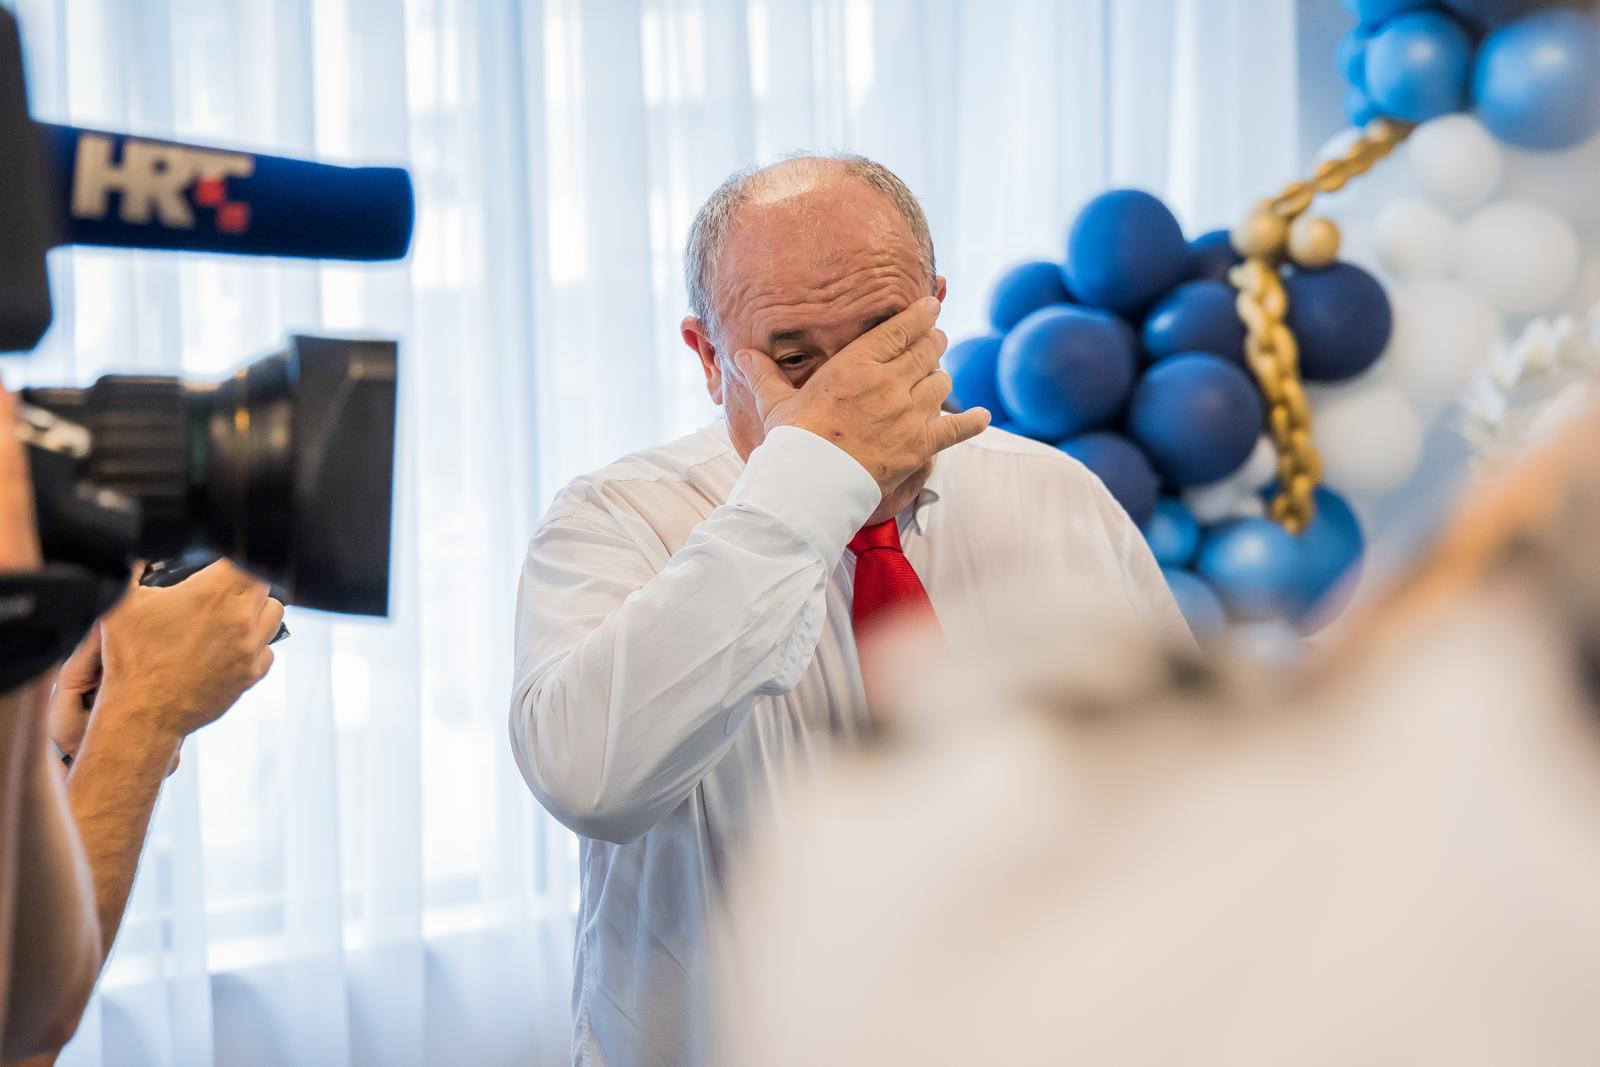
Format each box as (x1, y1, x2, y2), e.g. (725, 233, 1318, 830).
(1228, 118, 1414, 535)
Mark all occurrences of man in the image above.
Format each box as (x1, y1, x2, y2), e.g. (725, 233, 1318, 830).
(509, 153, 1187, 1066)
(4, 374, 282, 1064)
(0, 383, 99, 1063)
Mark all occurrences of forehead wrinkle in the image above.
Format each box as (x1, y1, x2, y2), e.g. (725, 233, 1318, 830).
(723, 256, 915, 339)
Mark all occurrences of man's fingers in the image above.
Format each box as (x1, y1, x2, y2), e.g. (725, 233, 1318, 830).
(252, 598, 286, 648)
(927, 407, 992, 454)
(249, 646, 275, 684)
(194, 558, 269, 604)
(732, 350, 798, 415)
(910, 370, 954, 410)
(889, 327, 948, 385)
(842, 296, 942, 364)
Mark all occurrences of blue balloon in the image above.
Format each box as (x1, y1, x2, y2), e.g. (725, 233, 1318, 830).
(1474, 9, 1600, 151)
(1337, 27, 1372, 91)
(1439, 0, 1557, 28)
(1143, 497, 1202, 568)
(1064, 189, 1193, 316)
(1197, 519, 1303, 622)
(1291, 487, 1365, 629)
(1127, 353, 1264, 487)
(1057, 432, 1159, 527)
(1283, 263, 1392, 382)
(989, 259, 1074, 333)
(1345, 84, 1381, 127)
(1162, 567, 1228, 639)
(1188, 229, 1242, 284)
(1340, 0, 1432, 25)
(997, 306, 1137, 441)
(1365, 10, 1474, 123)
(944, 334, 1009, 417)
(1142, 281, 1246, 366)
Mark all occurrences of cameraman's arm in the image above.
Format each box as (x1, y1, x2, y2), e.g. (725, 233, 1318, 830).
(0, 384, 101, 1062)
(1, 722, 101, 1063)
(53, 562, 281, 970)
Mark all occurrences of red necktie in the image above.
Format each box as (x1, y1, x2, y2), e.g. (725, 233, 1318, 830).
(848, 519, 941, 640)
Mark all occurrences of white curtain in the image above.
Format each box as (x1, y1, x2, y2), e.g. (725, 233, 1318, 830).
(8, 1, 1308, 1063)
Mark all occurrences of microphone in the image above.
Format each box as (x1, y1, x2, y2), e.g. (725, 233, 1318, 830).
(34, 122, 414, 262)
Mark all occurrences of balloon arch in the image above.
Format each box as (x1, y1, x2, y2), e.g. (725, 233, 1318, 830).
(947, 0, 1600, 641)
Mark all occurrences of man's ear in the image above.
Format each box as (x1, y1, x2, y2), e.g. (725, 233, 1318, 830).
(682, 317, 724, 404)
(934, 275, 948, 303)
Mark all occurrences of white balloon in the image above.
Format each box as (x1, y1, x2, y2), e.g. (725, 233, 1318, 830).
(1181, 480, 1245, 526)
(1227, 494, 1266, 520)
(1229, 436, 1279, 494)
(1404, 115, 1504, 217)
(1500, 129, 1600, 230)
(1374, 200, 1458, 280)
(1381, 281, 1503, 406)
(1312, 382, 1424, 496)
(1457, 201, 1581, 317)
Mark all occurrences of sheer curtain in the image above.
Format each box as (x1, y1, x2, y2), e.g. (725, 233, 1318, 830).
(8, 1, 1306, 1063)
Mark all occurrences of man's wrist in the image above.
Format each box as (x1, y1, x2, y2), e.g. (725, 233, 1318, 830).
(77, 685, 185, 770)
(728, 426, 882, 563)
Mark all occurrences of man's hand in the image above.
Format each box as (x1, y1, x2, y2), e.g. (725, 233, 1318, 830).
(94, 560, 283, 747)
(732, 297, 991, 496)
(0, 381, 41, 572)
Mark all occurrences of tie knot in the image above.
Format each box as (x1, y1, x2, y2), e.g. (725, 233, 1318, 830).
(848, 519, 902, 556)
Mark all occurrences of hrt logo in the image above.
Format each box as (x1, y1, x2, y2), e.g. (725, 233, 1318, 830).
(70, 133, 256, 235)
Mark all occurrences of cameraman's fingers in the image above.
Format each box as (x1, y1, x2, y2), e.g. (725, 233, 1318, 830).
(249, 646, 275, 685)
(840, 296, 941, 365)
(252, 598, 285, 648)
(888, 327, 948, 386)
(927, 407, 992, 454)
(910, 370, 954, 411)
(195, 558, 268, 604)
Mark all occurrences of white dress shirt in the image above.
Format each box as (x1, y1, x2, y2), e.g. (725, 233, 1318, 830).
(509, 420, 1186, 1067)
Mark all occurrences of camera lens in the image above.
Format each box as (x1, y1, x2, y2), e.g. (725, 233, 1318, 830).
(24, 336, 397, 616)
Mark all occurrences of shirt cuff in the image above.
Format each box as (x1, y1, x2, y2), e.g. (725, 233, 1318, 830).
(726, 426, 882, 563)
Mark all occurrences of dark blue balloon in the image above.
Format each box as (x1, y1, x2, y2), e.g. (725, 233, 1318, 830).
(1284, 263, 1392, 382)
(1197, 519, 1303, 622)
(1474, 9, 1600, 151)
(1439, 0, 1558, 28)
(1143, 497, 1203, 568)
(1162, 568, 1228, 638)
(944, 334, 1009, 417)
(997, 306, 1137, 441)
(1128, 353, 1264, 487)
(1337, 27, 1372, 91)
(1064, 189, 1193, 316)
(1340, 0, 1432, 25)
(1142, 281, 1246, 366)
(989, 259, 1074, 333)
(1365, 10, 1474, 123)
(1188, 229, 1242, 284)
(1291, 487, 1365, 629)
(1345, 84, 1381, 127)
(1057, 432, 1159, 527)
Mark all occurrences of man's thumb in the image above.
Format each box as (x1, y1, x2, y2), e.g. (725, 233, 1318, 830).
(732, 350, 795, 411)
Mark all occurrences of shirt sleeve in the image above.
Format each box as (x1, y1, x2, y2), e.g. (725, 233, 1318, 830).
(508, 427, 881, 843)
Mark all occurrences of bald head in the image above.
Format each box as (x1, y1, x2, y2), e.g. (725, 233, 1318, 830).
(684, 154, 936, 338)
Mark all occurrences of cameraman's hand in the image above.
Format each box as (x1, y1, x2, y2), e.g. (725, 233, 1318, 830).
(732, 297, 990, 498)
(95, 560, 283, 747)
(47, 623, 182, 776)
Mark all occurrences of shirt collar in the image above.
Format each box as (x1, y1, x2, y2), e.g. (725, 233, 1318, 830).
(906, 456, 947, 538)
